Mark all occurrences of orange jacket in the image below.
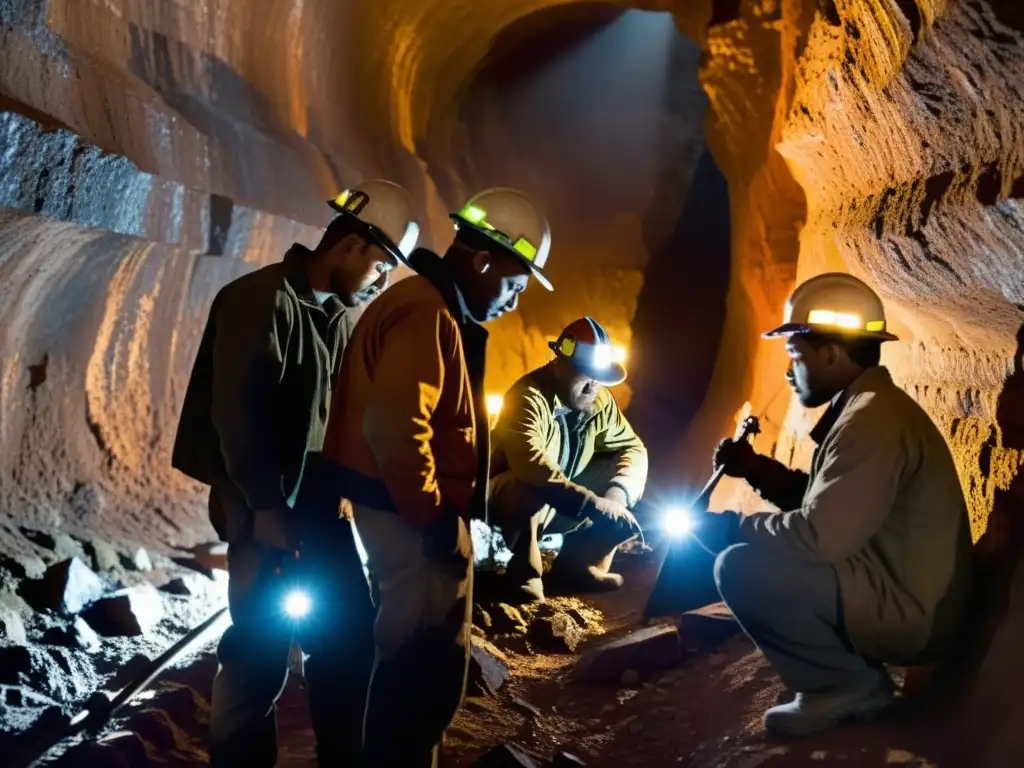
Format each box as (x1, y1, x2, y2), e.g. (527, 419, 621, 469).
(319, 250, 490, 528)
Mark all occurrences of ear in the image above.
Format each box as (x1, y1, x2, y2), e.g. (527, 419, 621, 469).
(471, 250, 492, 275)
(823, 342, 843, 368)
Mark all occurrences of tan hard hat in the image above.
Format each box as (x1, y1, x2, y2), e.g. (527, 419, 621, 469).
(763, 273, 899, 341)
(450, 188, 553, 291)
(327, 179, 420, 267)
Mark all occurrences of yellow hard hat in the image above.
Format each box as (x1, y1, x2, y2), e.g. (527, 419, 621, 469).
(451, 188, 553, 291)
(763, 273, 899, 342)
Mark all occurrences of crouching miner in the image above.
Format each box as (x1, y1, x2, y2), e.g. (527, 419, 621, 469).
(696, 273, 972, 736)
(489, 317, 646, 603)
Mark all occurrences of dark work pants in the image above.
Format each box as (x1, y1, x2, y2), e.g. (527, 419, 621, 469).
(672, 533, 878, 694)
(208, 485, 377, 768)
(490, 457, 636, 583)
(354, 504, 474, 768)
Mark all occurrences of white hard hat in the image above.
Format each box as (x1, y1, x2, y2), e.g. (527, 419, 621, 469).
(450, 188, 553, 291)
(764, 272, 899, 341)
(327, 179, 420, 267)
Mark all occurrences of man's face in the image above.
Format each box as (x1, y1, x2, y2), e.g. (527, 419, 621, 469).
(785, 335, 837, 408)
(564, 371, 600, 414)
(463, 252, 530, 323)
(329, 238, 394, 306)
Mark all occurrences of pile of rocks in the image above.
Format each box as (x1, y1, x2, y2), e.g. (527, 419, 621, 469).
(0, 523, 228, 759)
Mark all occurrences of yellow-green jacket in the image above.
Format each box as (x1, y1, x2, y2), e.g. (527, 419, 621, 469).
(490, 367, 648, 514)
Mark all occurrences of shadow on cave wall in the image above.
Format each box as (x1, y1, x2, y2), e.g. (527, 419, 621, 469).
(627, 148, 731, 471)
(956, 322, 1024, 672)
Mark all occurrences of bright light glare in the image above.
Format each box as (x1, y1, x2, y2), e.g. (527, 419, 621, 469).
(612, 345, 628, 364)
(662, 506, 694, 537)
(283, 590, 311, 619)
(485, 394, 504, 417)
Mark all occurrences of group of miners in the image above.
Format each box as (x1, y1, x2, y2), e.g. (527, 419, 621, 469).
(173, 178, 972, 767)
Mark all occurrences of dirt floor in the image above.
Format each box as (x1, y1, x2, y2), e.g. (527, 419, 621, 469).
(273, 551, 957, 768)
(34, 546, 961, 767)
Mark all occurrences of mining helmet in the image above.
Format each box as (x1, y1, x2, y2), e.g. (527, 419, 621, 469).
(450, 188, 553, 291)
(549, 317, 627, 386)
(763, 273, 899, 341)
(327, 179, 420, 268)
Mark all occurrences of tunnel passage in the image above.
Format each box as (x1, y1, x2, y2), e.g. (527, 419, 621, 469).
(431, 6, 712, 409)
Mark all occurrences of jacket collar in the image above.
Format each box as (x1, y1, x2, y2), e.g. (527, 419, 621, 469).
(810, 365, 892, 445)
(409, 247, 483, 333)
(283, 244, 345, 319)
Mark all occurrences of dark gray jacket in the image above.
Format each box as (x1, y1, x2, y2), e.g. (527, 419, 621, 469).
(172, 245, 352, 514)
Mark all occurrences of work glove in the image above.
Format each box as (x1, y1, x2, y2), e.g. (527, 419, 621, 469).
(252, 507, 301, 554)
(712, 438, 759, 480)
(690, 509, 741, 555)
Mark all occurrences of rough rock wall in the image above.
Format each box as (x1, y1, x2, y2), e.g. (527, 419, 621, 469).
(1, 1, 710, 545)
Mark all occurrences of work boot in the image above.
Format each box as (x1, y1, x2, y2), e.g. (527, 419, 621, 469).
(763, 673, 895, 736)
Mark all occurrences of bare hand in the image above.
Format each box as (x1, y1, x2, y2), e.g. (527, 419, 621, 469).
(712, 438, 759, 479)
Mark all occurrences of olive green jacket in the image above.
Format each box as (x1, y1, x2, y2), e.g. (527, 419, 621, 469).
(172, 245, 352, 517)
(490, 366, 648, 515)
(733, 366, 972, 664)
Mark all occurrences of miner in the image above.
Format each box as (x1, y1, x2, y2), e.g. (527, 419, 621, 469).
(171, 180, 421, 767)
(318, 187, 554, 766)
(488, 317, 647, 603)
(695, 272, 972, 735)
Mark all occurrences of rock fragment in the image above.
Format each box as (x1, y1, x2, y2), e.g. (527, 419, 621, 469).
(82, 584, 164, 636)
(474, 743, 541, 767)
(575, 625, 683, 683)
(529, 611, 583, 652)
(468, 635, 510, 695)
(19, 557, 105, 615)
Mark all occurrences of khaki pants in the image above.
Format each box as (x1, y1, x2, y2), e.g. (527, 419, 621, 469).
(489, 456, 636, 583)
(353, 504, 473, 768)
(207, 485, 377, 768)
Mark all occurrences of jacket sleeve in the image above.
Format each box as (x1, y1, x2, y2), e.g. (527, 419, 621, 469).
(210, 285, 292, 512)
(736, 414, 907, 562)
(747, 455, 810, 511)
(592, 397, 648, 507)
(362, 304, 454, 528)
(498, 390, 597, 516)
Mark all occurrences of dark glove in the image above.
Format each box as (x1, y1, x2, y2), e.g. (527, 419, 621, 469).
(690, 509, 742, 555)
(422, 506, 469, 570)
(590, 495, 642, 537)
(712, 438, 760, 480)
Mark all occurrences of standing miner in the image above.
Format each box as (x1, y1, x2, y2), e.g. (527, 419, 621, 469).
(172, 180, 421, 767)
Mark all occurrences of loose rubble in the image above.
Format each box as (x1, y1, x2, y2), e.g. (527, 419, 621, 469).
(0, 523, 228, 761)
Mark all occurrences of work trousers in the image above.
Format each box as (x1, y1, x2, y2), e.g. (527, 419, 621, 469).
(490, 457, 635, 582)
(207, 484, 377, 768)
(672, 532, 879, 693)
(353, 503, 474, 768)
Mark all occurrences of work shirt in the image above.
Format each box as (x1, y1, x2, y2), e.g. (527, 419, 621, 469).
(490, 367, 649, 515)
(172, 245, 352, 514)
(729, 366, 972, 664)
(318, 249, 490, 529)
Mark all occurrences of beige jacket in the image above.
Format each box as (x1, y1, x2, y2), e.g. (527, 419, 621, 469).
(737, 366, 972, 664)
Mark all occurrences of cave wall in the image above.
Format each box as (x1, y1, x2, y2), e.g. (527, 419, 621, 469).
(1, 0, 711, 546)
